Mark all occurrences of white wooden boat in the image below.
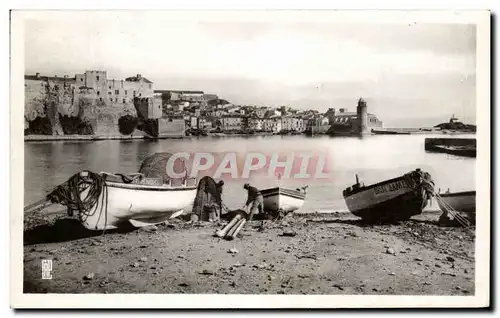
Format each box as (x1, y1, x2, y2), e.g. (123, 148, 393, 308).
(78, 172, 197, 230)
(260, 186, 307, 213)
(437, 190, 476, 220)
(343, 169, 434, 222)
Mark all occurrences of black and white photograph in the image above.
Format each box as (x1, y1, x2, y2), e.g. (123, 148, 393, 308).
(10, 9, 490, 308)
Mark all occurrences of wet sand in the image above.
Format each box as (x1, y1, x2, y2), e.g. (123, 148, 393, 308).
(23, 211, 475, 295)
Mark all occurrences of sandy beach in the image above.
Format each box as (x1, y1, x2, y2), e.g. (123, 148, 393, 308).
(23, 211, 475, 295)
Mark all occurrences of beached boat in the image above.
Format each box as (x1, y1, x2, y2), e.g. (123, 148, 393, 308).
(436, 190, 476, 221)
(37, 170, 198, 231)
(343, 169, 434, 222)
(74, 172, 198, 230)
(261, 186, 307, 213)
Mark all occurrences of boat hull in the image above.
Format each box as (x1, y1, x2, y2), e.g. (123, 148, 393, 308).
(343, 173, 430, 222)
(79, 181, 197, 230)
(261, 187, 306, 213)
(437, 191, 476, 219)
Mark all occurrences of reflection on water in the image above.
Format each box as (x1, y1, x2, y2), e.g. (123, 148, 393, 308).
(24, 134, 476, 213)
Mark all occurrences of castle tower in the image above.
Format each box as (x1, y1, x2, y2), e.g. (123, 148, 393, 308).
(356, 98, 368, 135)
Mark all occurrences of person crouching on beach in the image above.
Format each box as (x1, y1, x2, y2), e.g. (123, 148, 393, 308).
(243, 183, 264, 221)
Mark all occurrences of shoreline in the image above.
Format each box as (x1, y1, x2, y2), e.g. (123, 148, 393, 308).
(24, 130, 476, 142)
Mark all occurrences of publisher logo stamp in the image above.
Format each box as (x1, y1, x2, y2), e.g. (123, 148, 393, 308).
(41, 260, 52, 280)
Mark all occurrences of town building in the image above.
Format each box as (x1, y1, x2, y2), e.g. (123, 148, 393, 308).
(74, 71, 154, 103)
(331, 109, 383, 129)
(328, 99, 383, 135)
(203, 94, 219, 101)
(263, 117, 282, 133)
(248, 117, 265, 131)
(154, 90, 205, 102)
(135, 96, 162, 120)
(281, 116, 294, 131)
(190, 117, 198, 128)
(254, 107, 268, 118)
(221, 116, 243, 131)
(325, 108, 336, 125)
(265, 109, 282, 118)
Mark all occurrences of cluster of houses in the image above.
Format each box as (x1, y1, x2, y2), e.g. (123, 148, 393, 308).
(155, 89, 342, 134)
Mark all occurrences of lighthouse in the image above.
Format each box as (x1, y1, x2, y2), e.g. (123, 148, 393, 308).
(356, 97, 369, 135)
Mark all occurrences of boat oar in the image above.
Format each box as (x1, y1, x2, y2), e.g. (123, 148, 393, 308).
(214, 214, 242, 238)
(226, 218, 247, 240)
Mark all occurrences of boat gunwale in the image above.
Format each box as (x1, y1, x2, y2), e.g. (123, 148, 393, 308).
(261, 187, 306, 200)
(343, 175, 409, 198)
(105, 181, 198, 192)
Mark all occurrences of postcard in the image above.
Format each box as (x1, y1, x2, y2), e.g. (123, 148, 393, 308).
(10, 9, 490, 308)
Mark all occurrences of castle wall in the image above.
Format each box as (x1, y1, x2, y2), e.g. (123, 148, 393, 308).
(158, 118, 185, 138)
(25, 76, 138, 136)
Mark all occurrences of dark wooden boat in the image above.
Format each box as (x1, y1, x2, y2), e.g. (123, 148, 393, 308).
(343, 169, 434, 222)
(424, 138, 476, 157)
(431, 145, 476, 157)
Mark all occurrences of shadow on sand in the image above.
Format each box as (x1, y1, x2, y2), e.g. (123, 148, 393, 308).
(23, 218, 136, 245)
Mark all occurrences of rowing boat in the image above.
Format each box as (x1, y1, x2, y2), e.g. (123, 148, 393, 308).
(343, 169, 434, 222)
(260, 186, 307, 213)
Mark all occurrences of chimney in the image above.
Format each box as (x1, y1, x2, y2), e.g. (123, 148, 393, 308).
(35, 73, 40, 79)
(137, 74, 142, 79)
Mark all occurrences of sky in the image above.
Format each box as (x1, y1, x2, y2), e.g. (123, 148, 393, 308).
(23, 11, 477, 127)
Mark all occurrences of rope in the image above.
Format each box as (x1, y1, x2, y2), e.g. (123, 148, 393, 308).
(402, 169, 472, 230)
(434, 193, 472, 229)
(46, 170, 109, 231)
(409, 169, 472, 230)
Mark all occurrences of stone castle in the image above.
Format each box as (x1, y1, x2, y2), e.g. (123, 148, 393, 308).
(24, 70, 164, 136)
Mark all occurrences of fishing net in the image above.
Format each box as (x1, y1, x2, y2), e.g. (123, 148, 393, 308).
(192, 176, 223, 221)
(138, 152, 188, 178)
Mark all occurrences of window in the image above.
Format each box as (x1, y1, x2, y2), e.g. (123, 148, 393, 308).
(115, 90, 119, 95)
(108, 91, 111, 95)
(125, 90, 127, 95)
(109, 86, 111, 89)
(97, 91, 100, 96)
(81, 78, 83, 82)
(99, 98, 102, 102)
(96, 76, 100, 81)
(133, 90, 136, 96)
(123, 99, 126, 104)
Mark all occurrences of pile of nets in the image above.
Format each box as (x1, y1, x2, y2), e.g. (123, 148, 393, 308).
(192, 176, 224, 220)
(138, 152, 189, 179)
